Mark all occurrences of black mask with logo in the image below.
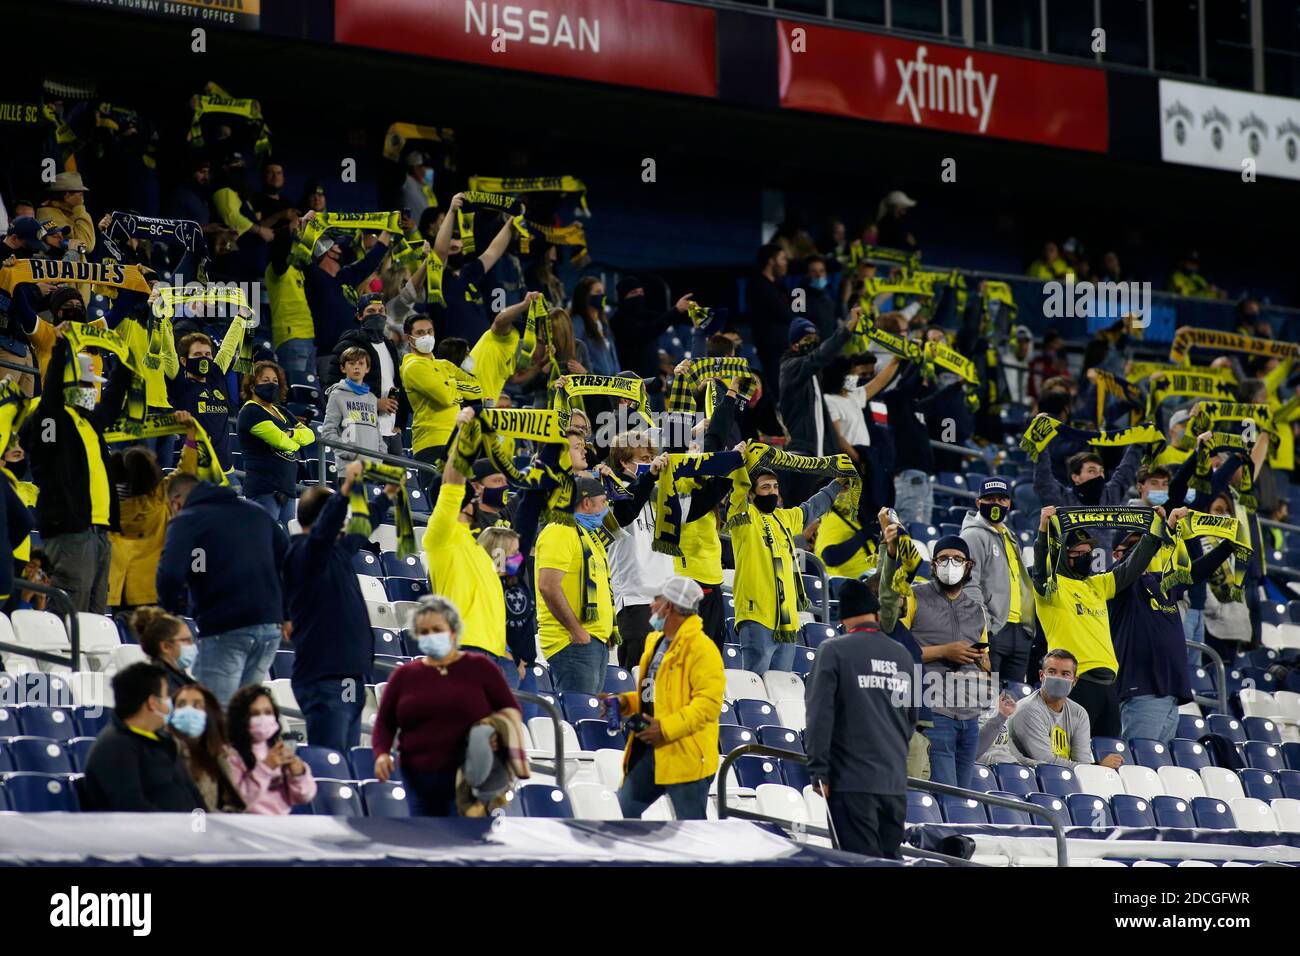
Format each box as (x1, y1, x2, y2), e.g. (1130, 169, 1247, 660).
(978, 501, 1007, 525)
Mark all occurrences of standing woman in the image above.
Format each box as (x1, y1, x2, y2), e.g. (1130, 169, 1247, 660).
(509, 308, 590, 408)
(571, 276, 620, 376)
(372, 595, 520, 816)
(224, 684, 317, 815)
(170, 683, 244, 813)
(237, 360, 315, 525)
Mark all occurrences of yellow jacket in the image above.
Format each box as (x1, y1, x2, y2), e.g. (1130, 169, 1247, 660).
(617, 614, 723, 785)
(108, 441, 197, 606)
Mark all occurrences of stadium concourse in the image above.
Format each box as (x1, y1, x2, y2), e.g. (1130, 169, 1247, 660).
(1, 0, 1300, 878)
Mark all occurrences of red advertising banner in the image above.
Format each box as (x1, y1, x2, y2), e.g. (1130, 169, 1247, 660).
(336, 0, 718, 99)
(777, 20, 1108, 151)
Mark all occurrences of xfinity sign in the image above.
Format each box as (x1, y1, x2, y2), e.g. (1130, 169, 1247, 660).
(895, 46, 998, 134)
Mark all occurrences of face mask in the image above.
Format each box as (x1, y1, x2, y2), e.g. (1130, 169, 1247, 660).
(248, 714, 279, 743)
(151, 695, 173, 719)
(794, 339, 818, 355)
(362, 313, 386, 335)
(935, 559, 966, 586)
(809, 276, 828, 290)
(504, 552, 524, 576)
(413, 335, 435, 354)
(1074, 475, 1105, 505)
(1068, 553, 1093, 576)
(254, 382, 279, 402)
(418, 631, 453, 658)
(753, 493, 780, 514)
(1042, 675, 1073, 700)
(168, 705, 207, 738)
(589, 293, 606, 312)
(575, 508, 608, 532)
(64, 386, 96, 410)
(978, 501, 1007, 525)
(60, 307, 85, 324)
(423, 168, 434, 186)
(649, 611, 667, 631)
(461, 356, 476, 374)
(177, 643, 198, 669)
(1146, 489, 1169, 506)
(186, 357, 211, 377)
(634, 462, 652, 477)
(481, 485, 507, 508)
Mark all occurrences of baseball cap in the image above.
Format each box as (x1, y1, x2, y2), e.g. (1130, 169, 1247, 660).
(575, 476, 605, 504)
(977, 476, 1011, 498)
(657, 575, 704, 613)
(75, 353, 105, 384)
(883, 189, 917, 208)
(8, 216, 50, 252)
(1065, 528, 1097, 549)
(836, 579, 880, 620)
(355, 292, 384, 314)
(1013, 325, 1033, 340)
(1169, 407, 1192, 432)
(405, 150, 427, 168)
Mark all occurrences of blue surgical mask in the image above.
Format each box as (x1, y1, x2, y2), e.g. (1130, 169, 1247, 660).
(810, 276, 828, 290)
(649, 612, 667, 631)
(177, 643, 198, 669)
(635, 462, 652, 476)
(423, 168, 434, 187)
(418, 631, 453, 658)
(168, 705, 207, 738)
(575, 509, 608, 532)
(1146, 489, 1169, 506)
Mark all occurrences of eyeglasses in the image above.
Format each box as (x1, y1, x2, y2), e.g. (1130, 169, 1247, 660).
(934, 557, 966, 569)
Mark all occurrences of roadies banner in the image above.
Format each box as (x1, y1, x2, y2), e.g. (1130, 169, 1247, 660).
(1159, 79, 1300, 182)
(776, 20, 1108, 152)
(61, 0, 261, 29)
(335, 0, 718, 99)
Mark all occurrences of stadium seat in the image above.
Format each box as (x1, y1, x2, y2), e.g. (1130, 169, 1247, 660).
(1199, 767, 1246, 803)
(365, 601, 399, 629)
(1243, 717, 1282, 745)
(1156, 766, 1206, 801)
(1023, 792, 1067, 824)
(724, 670, 767, 702)
(73, 706, 109, 738)
(593, 749, 627, 790)
(106, 644, 148, 675)
(1272, 798, 1300, 832)
(733, 755, 783, 789)
(575, 719, 626, 752)
(721, 643, 743, 669)
(791, 647, 818, 677)
(1003, 680, 1034, 700)
(733, 698, 778, 729)
(74, 613, 121, 669)
(986, 791, 1032, 824)
(383, 577, 429, 602)
(352, 551, 383, 576)
(296, 745, 351, 779)
(756, 783, 810, 825)
(2, 772, 78, 812)
(1128, 738, 1172, 769)
(1073, 764, 1124, 800)
(372, 628, 403, 658)
(0, 706, 18, 738)
(1090, 737, 1126, 764)
(603, 665, 634, 695)
(65, 736, 96, 772)
(1117, 765, 1164, 801)
(774, 699, 806, 732)
(1238, 769, 1282, 801)
(360, 780, 410, 818)
(757, 725, 804, 754)
(67, 672, 113, 710)
(1285, 743, 1300, 772)
(941, 795, 988, 824)
(381, 552, 423, 578)
(1170, 738, 1211, 771)
(906, 790, 942, 824)
(568, 782, 623, 820)
(557, 692, 603, 725)
(1176, 714, 1207, 739)
(11, 610, 70, 658)
(993, 763, 1036, 796)
(800, 622, 837, 648)
(16, 705, 78, 742)
(1151, 796, 1196, 828)
(1206, 715, 1246, 744)
(1036, 764, 1081, 797)
(1229, 797, 1278, 832)
(1111, 794, 1156, 827)
(1238, 688, 1277, 719)
(718, 700, 739, 726)
(7, 736, 72, 774)
(526, 664, 554, 694)
(1244, 742, 1284, 772)
(1066, 794, 1113, 828)
(779, 758, 810, 792)
(525, 716, 580, 761)
(762, 670, 804, 703)
(310, 780, 364, 817)
(969, 765, 998, 793)
(1190, 797, 1235, 829)
(5, 672, 74, 706)
(511, 784, 574, 818)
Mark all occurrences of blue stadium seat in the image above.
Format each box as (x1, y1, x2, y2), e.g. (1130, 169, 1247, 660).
(799, 622, 837, 648)
(1241, 647, 1279, 670)
(557, 692, 603, 725)
(1170, 738, 1211, 771)
(384, 577, 430, 602)
(733, 755, 783, 789)
(718, 700, 739, 726)
(757, 725, 804, 754)
(1242, 717, 1282, 745)
(722, 643, 744, 669)
(826, 576, 857, 600)
(352, 551, 383, 576)
(6, 672, 75, 707)
(73, 706, 109, 738)
(941, 795, 988, 824)
(1066, 793, 1113, 827)
(1243, 741, 1284, 772)
(65, 736, 96, 773)
(296, 746, 351, 780)
(1284, 743, 1300, 772)
(718, 725, 756, 755)
(2, 772, 79, 812)
(1036, 765, 1082, 797)
(1091, 737, 1127, 764)
(1261, 602, 1289, 626)
(1111, 794, 1156, 827)
(360, 780, 410, 818)
(1238, 769, 1283, 801)
(1188, 666, 1217, 697)
(1003, 680, 1034, 701)
(1128, 738, 1172, 769)
(1023, 792, 1068, 824)
(1278, 770, 1300, 798)
(986, 790, 1031, 824)
(1206, 715, 1246, 745)
(381, 552, 423, 578)
(791, 647, 818, 677)
(575, 719, 625, 752)
(407, 488, 432, 516)
(520, 691, 556, 725)
(733, 698, 779, 729)
(512, 784, 573, 818)
(350, 746, 383, 781)
(372, 628, 403, 658)
(779, 759, 810, 792)
(0, 706, 19, 738)
(908, 522, 938, 542)
(1238, 667, 1277, 694)
(906, 789, 942, 824)
(993, 763, 1036, 796)
(1151, 796, 1195, 827)
(527, 664, 554, 694)
(937, 523, 962, 538)
(723, 617, 738, 643)
(309, 779, 364, 817)
(0, 742, 12, 773)
(1191, 797, 1235, 829)
(7, 736, 72, 774)
(969, 764, 998, 793)
(603, 665, 635, 695)
(1176, 714, 1207, 739)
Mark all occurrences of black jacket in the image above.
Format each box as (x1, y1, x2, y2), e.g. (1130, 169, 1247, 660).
(80, 713, 205, 812)
(609, 299, 681, 378)
(19, 338, 131, 537)
(325, 324, 409, 420)
(778, 320, 854, 455)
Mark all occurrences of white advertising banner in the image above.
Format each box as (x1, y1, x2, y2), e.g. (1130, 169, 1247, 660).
(1159, 78, 1300, 181)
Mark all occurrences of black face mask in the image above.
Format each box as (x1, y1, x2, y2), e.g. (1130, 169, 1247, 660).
(186, 357, 211, 378)
(753, 493, 780, 514)
(361, 313, 386, 336)
(794, 339, 818, 356)
(1074, 475, 1105, 505)
(59, 307, 85, 324)
(978, 501, 1007, 525)
(1068, 553, 1093, 576)
(481, 485, 507, 508)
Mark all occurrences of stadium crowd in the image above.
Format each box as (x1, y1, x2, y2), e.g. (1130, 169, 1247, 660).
(0, 88, 1296, 855)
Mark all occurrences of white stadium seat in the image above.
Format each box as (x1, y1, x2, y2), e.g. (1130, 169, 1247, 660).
(1228, 798, 1278, 833)
(67, 671, 114, 709)
(725, 670, 767, 702)
(12, 609, 69, 657)
(1270, 798, 1300, 832)
(357, 575, 388, 603)
(775, 699, 806, 732)
(756, 784, 809, 825)
(1199, 767, 1245, 804)
(1156, 766, 1206, 801)
(568, 782, 623, 820)
(1238, 688, 1277, 720)
(593, 749, 626, 789)
(802, 784, 828, 828)
(1118, 765, 1165, 801)
(1073, 764, 1124, 800)
(642, 795, 675, 820)
(365, 601, 398, 629)
(105, 644, 149, 676)
(762, 670, 805, 703)
(74, 613, 121, 669)
(370, 524, 399, 553)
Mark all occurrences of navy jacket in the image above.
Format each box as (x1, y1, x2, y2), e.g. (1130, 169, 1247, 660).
(304, 239, 391, 350)
(156, 483, 289, 634)
(81, 714, 204, 812)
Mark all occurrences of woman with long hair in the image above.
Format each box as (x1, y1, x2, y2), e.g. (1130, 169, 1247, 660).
(132, 605, 197, 695)
(509, 308, 591, 407)
(571, 276, 620, 376)
(236, 360, 315, 525)
(170, 683, 244, 812)
(224, 684, 316, 815)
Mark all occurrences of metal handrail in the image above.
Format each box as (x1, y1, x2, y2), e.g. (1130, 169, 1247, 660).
(906, 775, 1070, 868)
(0, 581, 81, 671)
(1187, 639, 1230, 716)
(311, 437, 440, 485)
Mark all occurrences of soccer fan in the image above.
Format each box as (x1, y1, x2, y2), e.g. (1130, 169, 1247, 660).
(236, 360, 315, 524)
(961, 476, 1035, 683)
(224, 684, 317, 815)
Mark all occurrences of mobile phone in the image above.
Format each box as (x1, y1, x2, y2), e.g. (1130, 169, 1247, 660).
(887, 508, 901, 528)
(969, 642, 990, 651)
(626, 713, 652, 734)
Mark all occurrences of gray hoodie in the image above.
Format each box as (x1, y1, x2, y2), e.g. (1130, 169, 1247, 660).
(960, 510, 1036, 636)
(320, 380, 380, 463)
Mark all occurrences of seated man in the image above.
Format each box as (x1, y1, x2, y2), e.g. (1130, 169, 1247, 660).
(980, 648, 1122, 770)
(80, 662, 206, 811)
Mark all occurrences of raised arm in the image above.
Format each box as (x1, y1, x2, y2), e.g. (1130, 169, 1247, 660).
(433, 193, 461, 263)
(477, 211, 519, 274)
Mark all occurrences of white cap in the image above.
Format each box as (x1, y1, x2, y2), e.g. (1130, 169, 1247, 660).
(1169, 407, 1192, 431)
(76, 353, 105, 384)
(657, 575, 704, 613)
(883, 189, 917, 209)
(1013, 324, 1033, 340)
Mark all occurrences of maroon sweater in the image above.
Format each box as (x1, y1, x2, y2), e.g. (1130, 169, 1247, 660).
(372, 654, 517, 774)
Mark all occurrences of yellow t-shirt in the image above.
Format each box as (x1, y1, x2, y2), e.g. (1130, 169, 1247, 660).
(1001, 527, 1022, 625)
(265, 262, 314, 348)
(469, 326, 520, 405)
(535, 522, 613, 659)
(70, 408, 111, 527)
(423, 483, 506, 657)
(815, 509, 871, 578)
(732, 503, 803, 634)
(1032, 571, 1118, 676)
(401, 353, 459, 453)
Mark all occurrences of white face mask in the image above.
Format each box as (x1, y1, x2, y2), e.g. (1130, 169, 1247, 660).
(413, 334, 436, 354)
(461, 355, 476, 373)
(935, 560, 966, 586)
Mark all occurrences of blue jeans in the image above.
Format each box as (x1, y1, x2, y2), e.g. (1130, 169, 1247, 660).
(617, 750, 712, 820)
(1120, 694, 1180, 744)
(547, 638, 608, 694)
(403, 768, 458, 817)
(277, 338, 317, 376)
(925, 715, 978, 790)
(738, 621, 797, 676)
(893, 469, 934, 525)
(462, 646, 520, 690)
(1183, 608, 1205, 665)
(193, 623, 283, 707)
(292, 677, 365, 753)
(250, 493, 297, 527)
